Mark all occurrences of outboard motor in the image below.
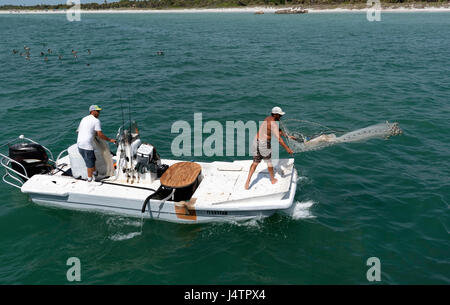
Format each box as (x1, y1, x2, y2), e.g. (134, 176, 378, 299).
(135, 144, 169, 178)
(8, 143, 53, 181)
(135, 144, 160, 174)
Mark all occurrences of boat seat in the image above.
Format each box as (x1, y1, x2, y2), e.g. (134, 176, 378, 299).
(160, 162, 202, 189)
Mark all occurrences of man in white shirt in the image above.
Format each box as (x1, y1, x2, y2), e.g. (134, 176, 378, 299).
(77, 105, 117, 182)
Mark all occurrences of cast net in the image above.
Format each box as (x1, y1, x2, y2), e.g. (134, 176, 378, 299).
(280, 119, 402, 153)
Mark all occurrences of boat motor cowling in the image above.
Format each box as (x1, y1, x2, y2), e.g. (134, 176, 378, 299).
(8, 143, 53, 180)
(135, 143, 161, 174)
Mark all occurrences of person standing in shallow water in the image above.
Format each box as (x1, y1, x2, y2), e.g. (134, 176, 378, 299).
(244, 106, 295, 190)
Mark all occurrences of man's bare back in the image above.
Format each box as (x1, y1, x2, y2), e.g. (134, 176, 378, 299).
(244, 107, 294, 190)
(257, 115, 275, 141)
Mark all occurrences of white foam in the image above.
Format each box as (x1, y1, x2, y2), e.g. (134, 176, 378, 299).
(290, 200, 316, 220)
(106, 216, 142, 228)
(123, 220, 142, 227)
(109, 231, 141, 241)
(297, 175, 310, 184)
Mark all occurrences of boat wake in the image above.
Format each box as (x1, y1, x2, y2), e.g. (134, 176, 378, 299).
(106, 216, 143, 241)
(109, 231, 142, 241)
(289, 200, 316, 220)
(220, 216, 266, 228)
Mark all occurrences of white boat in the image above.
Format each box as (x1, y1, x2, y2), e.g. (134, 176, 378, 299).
(0, 122, 297, 224)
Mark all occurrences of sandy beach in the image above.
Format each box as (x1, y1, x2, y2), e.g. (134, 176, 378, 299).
(1, 6, 450, 14)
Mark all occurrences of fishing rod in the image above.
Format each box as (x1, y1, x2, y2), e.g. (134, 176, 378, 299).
(128, 95, 132, 139)
(119, 91, 125, 133)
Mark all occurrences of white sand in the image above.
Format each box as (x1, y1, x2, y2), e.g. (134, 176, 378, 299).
(1, 6, 450, 14)
(308, 7, 450, 13)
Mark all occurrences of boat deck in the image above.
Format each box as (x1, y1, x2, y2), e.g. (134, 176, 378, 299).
(22, 157, 296, 211)
(193, 159, 295, 207)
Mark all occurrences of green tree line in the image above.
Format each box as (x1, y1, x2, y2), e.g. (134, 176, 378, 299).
(1, 0, 449, 10)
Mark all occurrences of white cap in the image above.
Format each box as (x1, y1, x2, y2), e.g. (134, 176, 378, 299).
(271, 106, 285, 116)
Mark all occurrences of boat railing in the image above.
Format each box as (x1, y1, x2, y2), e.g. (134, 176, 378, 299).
(0, 152, 28, 189)
(0, 135, 55, 189)
(18, 135, 55, 163)
(56, 148, 69, 164)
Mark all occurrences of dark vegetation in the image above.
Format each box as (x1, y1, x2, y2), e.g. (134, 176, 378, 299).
(1, 0, 449, 10)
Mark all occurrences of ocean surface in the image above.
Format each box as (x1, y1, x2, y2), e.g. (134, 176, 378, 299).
(0, 12, 449, 284)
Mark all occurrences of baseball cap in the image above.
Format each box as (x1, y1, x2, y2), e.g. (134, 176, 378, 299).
(89, 105, 102, 112)
(271, 106, 285, 116)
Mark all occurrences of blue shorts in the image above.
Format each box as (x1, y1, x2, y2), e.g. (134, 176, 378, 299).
(78, 147, 96, 168)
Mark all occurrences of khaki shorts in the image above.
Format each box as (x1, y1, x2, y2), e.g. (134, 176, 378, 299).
(252, 139, 271, 163)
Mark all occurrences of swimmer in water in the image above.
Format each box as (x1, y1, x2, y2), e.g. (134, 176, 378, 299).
(87, 49, 91, 55)
(48, 48, 52, 54)
(58, 55, 62, 60)
(40, 52, 45, 56)
(12, 49, 18, 54)
(44, 56, 48, 62)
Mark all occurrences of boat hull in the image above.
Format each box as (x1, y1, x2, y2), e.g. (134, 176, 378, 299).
(22, 158, 298, 224)
(24, 170, 297, 224)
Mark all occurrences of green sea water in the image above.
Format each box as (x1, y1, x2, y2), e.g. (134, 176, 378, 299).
(0, 12, 449, 284)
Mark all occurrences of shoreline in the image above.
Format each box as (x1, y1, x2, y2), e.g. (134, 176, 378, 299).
(1, 6, 450, 14)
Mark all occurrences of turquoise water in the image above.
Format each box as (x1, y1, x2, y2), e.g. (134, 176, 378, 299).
(0, 12, 449, 284)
